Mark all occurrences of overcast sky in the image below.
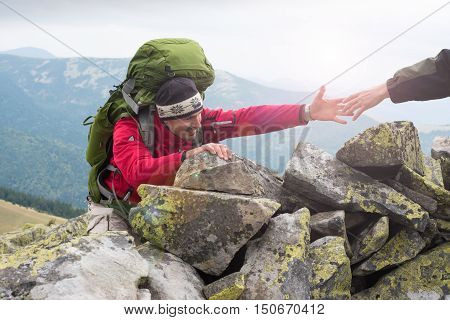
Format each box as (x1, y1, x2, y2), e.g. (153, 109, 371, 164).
(0, 0, 449, 94)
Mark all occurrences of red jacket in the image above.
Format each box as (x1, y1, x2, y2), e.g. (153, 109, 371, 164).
(104, 104, 309, 204)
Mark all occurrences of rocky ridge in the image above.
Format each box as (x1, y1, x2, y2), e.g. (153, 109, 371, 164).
(0, 121, 449, 300)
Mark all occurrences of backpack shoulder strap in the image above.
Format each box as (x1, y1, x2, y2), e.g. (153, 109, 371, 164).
(138, 105, 156, 156)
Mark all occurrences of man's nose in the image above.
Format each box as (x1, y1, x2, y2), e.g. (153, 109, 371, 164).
(192, 114, 201, 128)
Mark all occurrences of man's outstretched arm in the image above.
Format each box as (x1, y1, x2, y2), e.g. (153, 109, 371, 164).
(202, 86, 346, 141)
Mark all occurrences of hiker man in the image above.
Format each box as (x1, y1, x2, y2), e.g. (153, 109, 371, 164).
(341, 49, 450, 121)
(85, 38, 347, 233)
(87, 79, 345, 233)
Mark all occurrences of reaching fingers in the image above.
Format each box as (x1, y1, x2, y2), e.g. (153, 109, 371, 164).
(342, 97, 362, 112)
(314, 85, 326, 102)
(342, 92, 359, 104)
(352, 106, 369, 121)
(333, 116, 347, 125)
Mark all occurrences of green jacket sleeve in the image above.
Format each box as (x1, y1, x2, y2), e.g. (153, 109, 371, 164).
(386, 49, 450, 103)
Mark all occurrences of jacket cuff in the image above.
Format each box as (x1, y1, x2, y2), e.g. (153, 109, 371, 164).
(298, 104, 309, 125)
(386, 77, 402, 104)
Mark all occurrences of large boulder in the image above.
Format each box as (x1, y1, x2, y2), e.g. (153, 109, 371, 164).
(431, 136, 450, 190)
(336, 121, 425, 178)
(137, 243, 205, 300)
(395, 165, 450, 220)
(283, 142, 430, 231)
(353, 229, 426, 276)
(309, 236, 351, 300)
(310, 210, 352, 257)
(129, 185, 280, 276)
(352, 242, 450, 300)
(350, 216, 389, 265)
(0, 231, 150, 300)
(173, 152, 283, 201)
(240, 208, 311, 300)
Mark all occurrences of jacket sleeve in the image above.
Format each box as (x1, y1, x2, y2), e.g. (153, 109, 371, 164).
(387, 49, 450, 103)
(112, 117, 183, 189)
(201, 104, 308, 142)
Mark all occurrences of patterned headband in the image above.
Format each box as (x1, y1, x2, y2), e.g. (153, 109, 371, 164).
(156, 92, 203, 120)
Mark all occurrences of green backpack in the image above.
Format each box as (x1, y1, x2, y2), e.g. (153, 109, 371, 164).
(83, 38, 215, 212)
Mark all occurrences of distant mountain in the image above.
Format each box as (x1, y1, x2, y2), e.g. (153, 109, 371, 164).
(0, 52, 447, 208)
(0, 47, 57, 59)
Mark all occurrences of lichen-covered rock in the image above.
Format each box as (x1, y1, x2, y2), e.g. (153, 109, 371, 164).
(423, 155, 444, 187)
(283, 142, 430, 231)
(240, 208, 311, 300)
(203, 272, 246, 300)
(336, 121, 425, 178)
(383, 179, 437, 214)
(137, 243, 205, 300)
(353, 229, 426, 276)
(395, 165, 450, 220)
(309, 236, 351, 300)
(129, 185, 280, 276)
(174, 152, 283, 200)
(431, 136, 450, 190)
(0, 214, 89, 273)
(351, 216, 389, 264)
(0, 232, 150, 299)
(436, 219, 450, 240)
(352, 242, 450, 300)
(310, 210, 352, 257)
(0, 224, 50, 255)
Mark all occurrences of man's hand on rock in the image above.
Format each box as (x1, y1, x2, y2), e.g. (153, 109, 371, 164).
(309, 86, 348, 125)
(185, 143, 232, 161)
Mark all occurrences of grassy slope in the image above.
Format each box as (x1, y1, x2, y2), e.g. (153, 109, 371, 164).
(0, 199, 66, 234)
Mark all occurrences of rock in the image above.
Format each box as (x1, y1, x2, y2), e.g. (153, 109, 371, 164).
(383, 179, 437, 214)
(345, 211, 378, 230)
(353, 229, 426, 276)
(395, 165, 450, 220)
(350, 217, 389, 264)
(352, 242, 450, 300)
(1, 214, 89, 260)
(0, 224, 50, 255)
(336, 121, 425, 178)
(174, 152, 283, 200)
(240, 208, 311, 300)
(423, 155, 444, 187)
(283, 142, 430, 231)
(309, 236, 351, 300)
(278, 189, 333, 214)
(137, 243, 205, 300)
(436, 219, 450, 240)
(431, 136, 450, 190)
(129, 185, 280, 276)
(420, 219, 439, 247)
(0, 232, 150, 299)
(203, 272, 246, 300)
(310, 210, 352, 257)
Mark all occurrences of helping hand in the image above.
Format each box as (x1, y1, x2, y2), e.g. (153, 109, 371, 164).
(339, 83, 390, 121)
(309, 86, 348, 124)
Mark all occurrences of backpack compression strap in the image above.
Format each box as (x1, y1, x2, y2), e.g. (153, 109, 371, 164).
(138, 105, 156, 156)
